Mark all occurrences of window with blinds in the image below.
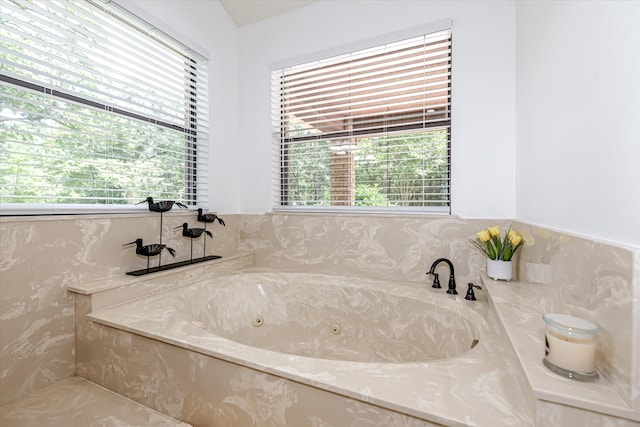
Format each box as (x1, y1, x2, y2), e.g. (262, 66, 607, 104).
(0, 0, 209, 213)
(271, 28, 451, 213)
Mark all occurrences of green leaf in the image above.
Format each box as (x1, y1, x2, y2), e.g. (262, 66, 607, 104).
(503, 246, 513, 261)
(486, 242, 496, 260)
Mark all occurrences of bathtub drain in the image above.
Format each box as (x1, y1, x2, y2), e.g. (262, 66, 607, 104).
(330, 324, 341, 335)
(253, 316, 264, 327)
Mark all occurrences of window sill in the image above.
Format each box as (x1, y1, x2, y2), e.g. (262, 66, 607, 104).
(271, 206, 453, 218)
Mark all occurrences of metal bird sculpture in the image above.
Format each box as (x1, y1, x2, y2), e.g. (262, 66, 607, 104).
(123, 238, 176, 272)
(174, 223, 213, 239)
(195, 209, 224, 258)
(174, 223, 212, 263)
(137, 197, 188, 213)
(196, 208, 225, 226)
(137, 197, 186, 265)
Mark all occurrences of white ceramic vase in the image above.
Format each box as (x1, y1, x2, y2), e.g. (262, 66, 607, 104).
(487, 259, 513, 281)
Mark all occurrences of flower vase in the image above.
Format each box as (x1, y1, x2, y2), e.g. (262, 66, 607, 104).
(487, 259, 513, 281)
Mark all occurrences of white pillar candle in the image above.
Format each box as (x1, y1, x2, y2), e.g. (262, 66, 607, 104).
(545, 331, 596, 373)
(543, 313, 600, 375)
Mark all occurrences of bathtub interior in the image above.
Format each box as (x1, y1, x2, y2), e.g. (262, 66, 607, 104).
(185, 272, 482, 363)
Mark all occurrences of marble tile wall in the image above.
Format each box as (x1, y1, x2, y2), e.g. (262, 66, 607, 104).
(0, 211, 237, 405)
(237, 214, 639, 413)
(1, 211, 638, 417)
(514, 222, 640, 411)
(237, 213, 506, 284)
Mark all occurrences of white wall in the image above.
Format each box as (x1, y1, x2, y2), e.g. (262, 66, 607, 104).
(118, 0, 640, 247)
(236, 0, 517, 218)
(117, 0, 242, 214)
(516, 1, 640, 247)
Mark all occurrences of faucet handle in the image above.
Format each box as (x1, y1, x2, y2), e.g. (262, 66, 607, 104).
(465, 283, 481, 301)
(446, 275, 458, 295)
(431, 272, 441, 289)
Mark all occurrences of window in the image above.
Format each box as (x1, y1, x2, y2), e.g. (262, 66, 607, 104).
(0, 0, 209, 213)
(271, 26, 451, 213)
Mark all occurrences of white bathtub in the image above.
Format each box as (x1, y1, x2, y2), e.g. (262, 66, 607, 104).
(84, 270, 530, 426)
(187, 272, 480, 363)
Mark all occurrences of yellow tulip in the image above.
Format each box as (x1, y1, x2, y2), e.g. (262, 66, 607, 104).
(477, 230, 491, 242)
(488, 226, 501, 237)
(509, 231, 523, 246)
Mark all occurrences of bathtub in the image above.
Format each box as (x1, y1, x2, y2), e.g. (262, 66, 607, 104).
(81, 270, 531, 426)
(189, 272, 480, 363)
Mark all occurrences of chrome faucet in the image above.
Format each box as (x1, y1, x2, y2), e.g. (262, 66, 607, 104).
(426, 258, 458, 295)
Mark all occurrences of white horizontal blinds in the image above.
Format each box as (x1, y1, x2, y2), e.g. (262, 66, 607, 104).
(0, 0, 209, 207)
(2, 0, 187, 127)
(272, 29, 451, 211)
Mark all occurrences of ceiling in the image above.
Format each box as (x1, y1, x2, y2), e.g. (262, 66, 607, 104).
(219, 0, 315, 27)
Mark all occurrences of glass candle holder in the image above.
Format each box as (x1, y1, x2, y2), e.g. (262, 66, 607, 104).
(542, 313, 600, 382)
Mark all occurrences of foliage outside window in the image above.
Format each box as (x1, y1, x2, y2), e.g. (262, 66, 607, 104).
(0, 0, 209, 212)
(271, 27, 452, 213)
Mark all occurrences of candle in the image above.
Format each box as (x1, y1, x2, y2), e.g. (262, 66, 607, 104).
(545, 331, 596, 372)
(543, 313, 600, 377)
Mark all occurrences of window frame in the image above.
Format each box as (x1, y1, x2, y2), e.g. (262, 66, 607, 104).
(270, 20, 452, 215)
(0, 0, 209, 216)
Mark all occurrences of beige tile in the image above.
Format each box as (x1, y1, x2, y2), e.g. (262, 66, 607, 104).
(0, 376, 188, 427)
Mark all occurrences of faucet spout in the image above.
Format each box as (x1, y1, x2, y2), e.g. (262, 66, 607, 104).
(426, 258, 458, 295)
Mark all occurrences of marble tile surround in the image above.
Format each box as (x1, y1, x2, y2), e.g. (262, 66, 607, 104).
(513, 222, 639, 413)
(238, 215, 639, 418)
(0, 211, 237, 405)
(0, 376, 188, 426)
(77, 269, 531, 426)
(237, 214, 496, 283)
(1, 212, 638, 424)
(76, 318, 449, 427)
(486, 274, 639, 424)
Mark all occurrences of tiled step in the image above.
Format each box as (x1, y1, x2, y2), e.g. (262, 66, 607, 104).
(0, 376, 190, 427)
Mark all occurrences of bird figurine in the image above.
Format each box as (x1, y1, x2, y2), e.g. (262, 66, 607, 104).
(137, 197, 186, 264)
(195, 209, 224, 259)
(137, 197, 188, 212)
(174, 223, 213, 239)
(123, 238, 176, 272)
(175, 223, 212, 263)
(196, 208, 225, 226)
